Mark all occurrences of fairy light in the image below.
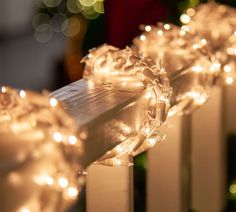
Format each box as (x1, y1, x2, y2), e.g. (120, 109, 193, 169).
(0, 87, 80, 212)
(140, 35, 146, 41)
(147, 137, 157, 147)
(68, 135, 77, 145)
(224, 65, 232, 73)
(210, 62, 221, 72)
(187, 8, 195, 16)
(113, 158, 122, 167)
(225, 77, 234, 85)
(180, 14, 191, 24)
(58, 177, 69, 188)
(181, 25, 190, 32)
(157, 30, 164, 36)
(19, 90, 26, 98)
(1, 86, 6, 93)
(45, 176, 54, 186)
(164, 24, 171, 30)
(53, 132, 63, 143)
(188, 91, 207, 105)
(145, 25, 152, 32)
(66, 187, 79, 198)
(82, 44, 171, 164)
(50, 97, 58, 107)
(227, 48, 236, 55)
(20, 208, 30, 212)
(192, 66, 203, 73)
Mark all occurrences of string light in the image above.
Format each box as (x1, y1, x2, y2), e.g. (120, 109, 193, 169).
(50, 97, 58, 107)
(185, 2, 236, 85)
(19, 90, 26, 98)
(68, 135, 78, 145)
(133, 23, 220, 116)
(1, 2, 236, 211)
(0, 87, 80, 212)
(82, 44, 171, 165)
(225, 77, 234, 85)
(53, 132, 63, 143)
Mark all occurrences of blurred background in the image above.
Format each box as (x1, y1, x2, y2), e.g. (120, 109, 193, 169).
(0, 0, 235, 211)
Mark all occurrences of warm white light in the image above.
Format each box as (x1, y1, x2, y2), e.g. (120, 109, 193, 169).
(179, 30, 186, 36)
(67, 186, 79, 198)
(148, 138, 157, 147)
(187, 8, 195, 16)
(19, 90, 26, 98)
(164, 24, 170, 30)
(21, 208, 30, 212)
(145, 90, 154, 99)
(225, 77, 234, 85)
(45, 176, 54, 186)
(68, 135, 77, 145)
(180, 14, 191, 24)
(113, 158, 121, 166)
(210, 63, 221, 72)
(140, 35, 146, 41)
(224, 65, 232, 73)
(145, 25, 151, 32)
(200, 38, 207, 45)
(53, 132, 63, 143)
(58, 177, 69, 188)
(181, 25, 190, 32)
(227, 48, 236, 55)
(115, 145, 123, 154)
(1, 86, 6, 93)
(144, 127, 151, 134)
(188, 91, 207, 105)
(157, 30, 164, 36)
(50, 97, 58, 107)
(192, 66, 203, 73)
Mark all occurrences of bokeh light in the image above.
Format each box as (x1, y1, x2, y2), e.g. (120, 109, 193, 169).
(79, 0, 96, 7)
(34, 24, 53, 43)
(67, 0, 83, 13)
(43, 0, 62, 7)
(62, 17, 81, 37)
(32, 13, 50, 29)
(50, 13, 67, 32)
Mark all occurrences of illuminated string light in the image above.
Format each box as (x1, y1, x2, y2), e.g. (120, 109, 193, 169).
(147, 137, 157, 147)
(185, 2, 236, 86)
(53, 132, 63, 143)
(145, 25, 152, 32)
(66, 187, 79, 198)
(19, 90, 26, 98)
(140, 35, 146, 41)
(50, 97, 58, 107)
(20, 208, 31, 212)
(180, 14, 191, 24)
(58, 177, 69, 188)
(164, 24, 171, 30)
(225, 77, 234, 85)
(133, 23, 218, 115)
(82, 44, 171, 164)
(0, 87, 81, 212)
(1, 86, 6, 93)
(68, 135, 77, 145)
(157, 30, 164, 36)
(224, 65, 232, 73)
